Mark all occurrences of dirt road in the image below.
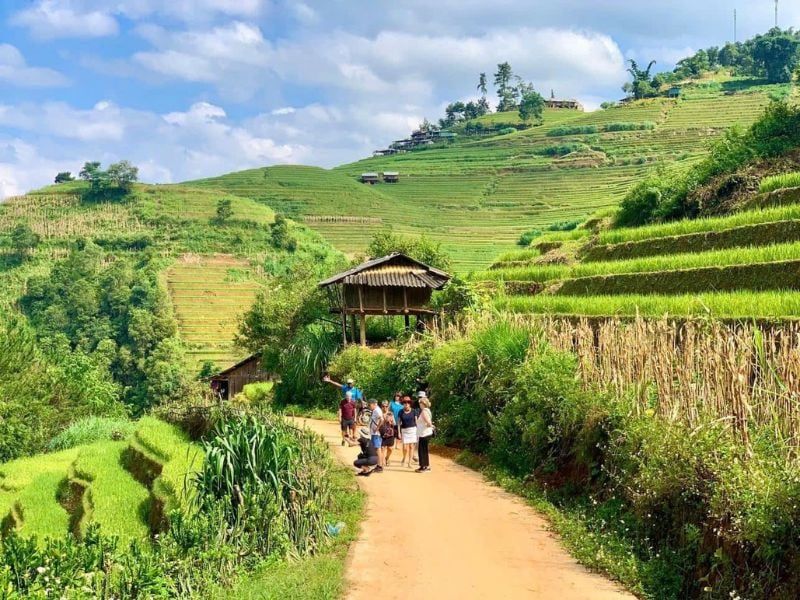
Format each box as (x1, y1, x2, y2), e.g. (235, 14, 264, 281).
(297, 418, 634, 600)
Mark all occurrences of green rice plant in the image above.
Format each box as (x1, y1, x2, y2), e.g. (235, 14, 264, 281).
(482, 240, 800, 284)
(48, 417, 135, 451)
(599, 204, 800, 245)
(495, 290, 800, 318)
(72, 441, 151, 541)
(759, 172, 800, 194)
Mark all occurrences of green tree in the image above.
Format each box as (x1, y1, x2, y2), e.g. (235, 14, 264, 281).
(518, 89, 545, 124)
(753, 29, 800, 83)
(270, 214, 297, 251)
(10, 224, 40, 259)
(79, 161, 101, 181)
(106, 160, 138, 192)
(477, 72, 488, 96)
(494, 62, 516, 111)
(215, 198, 234, 223)
(367, 230, 451, 271)
(625, 59, 659, 99)
(54, 171, 74, 184)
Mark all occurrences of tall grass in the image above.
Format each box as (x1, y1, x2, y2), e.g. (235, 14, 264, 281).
(599, 204, 800, 245)
(48, 417, 135, 451)
(194, 412, 332, 555)
(759, 171, 800, 194)
(483, 240, 800, 283)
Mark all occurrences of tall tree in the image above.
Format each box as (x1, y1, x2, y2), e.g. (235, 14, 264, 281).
(494, 62, 516, 111)
(518, 90, 545, 124)
(477, 72, 488, 96)
(753, 28, 800, 83)
(625, 59, 658, 99)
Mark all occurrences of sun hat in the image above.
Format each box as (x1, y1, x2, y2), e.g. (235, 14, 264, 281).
(359, 427, 370, 440)
(346, 378, 354, 384)
(417, 390, 427, 398)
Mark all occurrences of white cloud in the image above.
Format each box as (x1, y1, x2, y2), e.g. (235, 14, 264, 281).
(0, 100, 309, 198)
(271, 107, 296, 115)
(0, 45, 68, 87)
(11, 1, 118, 39)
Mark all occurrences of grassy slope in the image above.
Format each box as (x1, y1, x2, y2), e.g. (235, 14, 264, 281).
(185, 78, 779, 271)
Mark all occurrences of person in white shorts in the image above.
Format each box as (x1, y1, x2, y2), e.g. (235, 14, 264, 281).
(398, 396, 418, 469)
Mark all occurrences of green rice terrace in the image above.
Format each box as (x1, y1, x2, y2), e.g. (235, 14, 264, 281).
(189, 76, 791, 271)
(478, 176, 800, 319)
(0, 417, 199, 543)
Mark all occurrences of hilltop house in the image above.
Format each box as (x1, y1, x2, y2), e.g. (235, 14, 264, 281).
(382, 171, 399, 183)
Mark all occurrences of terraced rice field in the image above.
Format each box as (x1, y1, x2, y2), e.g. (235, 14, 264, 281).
(166, 254, 263, 371)
(183, 78, 780, 271)
(0, 419, 199, 544)
(486, 195, 800, 318)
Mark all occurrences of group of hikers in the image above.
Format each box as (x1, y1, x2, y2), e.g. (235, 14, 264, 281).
(322, 374, 434, 475)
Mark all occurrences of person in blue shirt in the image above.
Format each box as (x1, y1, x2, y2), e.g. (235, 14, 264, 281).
(323, 374, 364, 419)
(323, 374, 363, 399)
(389, 392, 404, 450)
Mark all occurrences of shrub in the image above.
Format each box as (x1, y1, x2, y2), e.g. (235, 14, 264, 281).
(490, 347, 594, 477)
(547, 125, 599, 137)
(47, 416, 135, 451)
(327, 345, 396, 401)
(535, 143, 587, 157)
(603, 121, 656, 132)
(517, 229, 542, 246)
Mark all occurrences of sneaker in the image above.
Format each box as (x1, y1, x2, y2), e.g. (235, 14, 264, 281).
(415, 467, 425, 473)
(356, 471, 371, 477)
(374, 466, 383, 472)
(341, 440, 346, 446)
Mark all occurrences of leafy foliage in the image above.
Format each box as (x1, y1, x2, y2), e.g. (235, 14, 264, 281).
(366, 230, 451, 270)
(10, 223, 40, 260)
(21, 242, 189, 413)
(79, 160, 139, 201)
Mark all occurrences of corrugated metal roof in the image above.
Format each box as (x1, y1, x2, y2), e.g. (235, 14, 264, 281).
(319, 253, 451, 289)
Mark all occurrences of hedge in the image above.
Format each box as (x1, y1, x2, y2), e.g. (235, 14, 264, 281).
(583, 219, 800, 262)
(555, 259, 800, 296)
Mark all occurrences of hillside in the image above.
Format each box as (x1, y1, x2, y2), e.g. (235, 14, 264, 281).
(479, 167, 800, 319)
(0, 179, 341, 375)
(188, 76, 789, 271)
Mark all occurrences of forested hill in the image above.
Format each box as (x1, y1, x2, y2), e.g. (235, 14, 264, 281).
(191, 75, 793, 271)
(0, 177, 341, 459)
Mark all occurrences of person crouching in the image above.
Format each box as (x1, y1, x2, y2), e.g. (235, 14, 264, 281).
(353, 427, 379, 477)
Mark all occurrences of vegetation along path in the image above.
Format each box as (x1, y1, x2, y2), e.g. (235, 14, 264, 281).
(298, 419, 633, 600)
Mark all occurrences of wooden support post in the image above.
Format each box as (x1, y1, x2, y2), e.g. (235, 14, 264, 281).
(360, 314, 367, 347)
(382, 288, 388, 314)
(350, 314, 357, 343)
(404, 314, 410, 330)
(341, 312, 347, 346)
(403, 287, 408, 313)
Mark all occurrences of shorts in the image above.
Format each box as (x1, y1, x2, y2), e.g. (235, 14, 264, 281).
(340, 418, 355, 431)
(371, 434, 383, 448)
(382, 437, 395, 447)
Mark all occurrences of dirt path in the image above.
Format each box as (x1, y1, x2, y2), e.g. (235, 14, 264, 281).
(297, 418, 635, 600)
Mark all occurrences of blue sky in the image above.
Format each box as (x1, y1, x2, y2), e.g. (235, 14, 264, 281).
(0, 0, 796, 197)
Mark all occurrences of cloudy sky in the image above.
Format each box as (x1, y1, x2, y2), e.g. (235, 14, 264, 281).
(0, 0, 795, 197)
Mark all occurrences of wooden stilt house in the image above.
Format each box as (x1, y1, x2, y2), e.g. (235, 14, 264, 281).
(319, 253, 451, 346)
